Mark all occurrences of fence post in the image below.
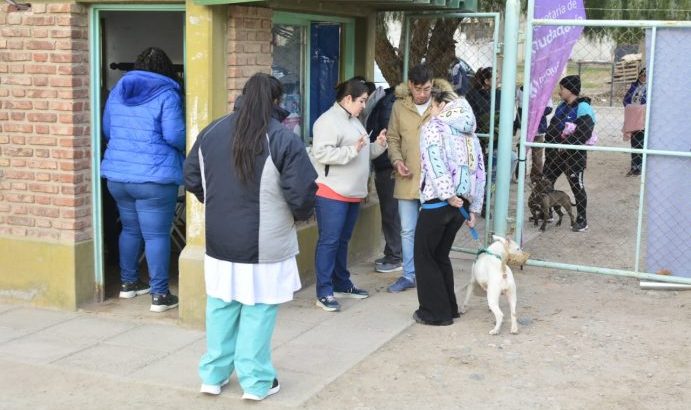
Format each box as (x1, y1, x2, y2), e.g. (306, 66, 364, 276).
(610, 61, 615, 106)
(493, 0, 520, 237)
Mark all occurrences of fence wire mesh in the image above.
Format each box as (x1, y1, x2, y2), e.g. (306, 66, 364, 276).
(403, 15, 499, 249)
(518, 23, 691, 278)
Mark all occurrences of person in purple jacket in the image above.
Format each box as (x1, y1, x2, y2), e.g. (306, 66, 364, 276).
(101, 47, 185, 312)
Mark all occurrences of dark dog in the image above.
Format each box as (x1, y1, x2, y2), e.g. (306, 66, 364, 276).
(528, 178, 576, 231)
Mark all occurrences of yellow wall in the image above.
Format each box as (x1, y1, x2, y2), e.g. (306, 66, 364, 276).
(0, 237, 94, 309)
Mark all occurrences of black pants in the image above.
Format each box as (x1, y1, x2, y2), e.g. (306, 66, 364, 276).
(374, 169, 402, 261)
(414, 203, 465, 323)
(543, 158, 587, 223)
(630, 130, 644, 172)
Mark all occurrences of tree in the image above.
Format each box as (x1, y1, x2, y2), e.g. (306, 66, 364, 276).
(374, 0, 690, 85)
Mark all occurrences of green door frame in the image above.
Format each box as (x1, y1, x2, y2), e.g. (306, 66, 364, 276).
(89, 3, 186, 301)
(272, 11, 355, 142)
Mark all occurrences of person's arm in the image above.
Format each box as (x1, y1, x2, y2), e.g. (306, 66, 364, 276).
(161, 91, 186, 153)
(386, 102, 403, 166)
(470, 136, 486, 214)
(277, 130, 318, 221)
(565, 102, 595, 145)
(183, 134, 204, 204)
(102, 100, 112, 141)
(311, 117, 359, 165)
(420, 124, 455, 201)
(623, 82, 636, 106)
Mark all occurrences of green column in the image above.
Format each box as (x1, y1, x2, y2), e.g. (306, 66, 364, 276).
(492, 0, 520, 237)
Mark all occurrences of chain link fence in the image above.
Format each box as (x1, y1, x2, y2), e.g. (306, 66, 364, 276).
(403, 13, 500, 248)
(518, 23, 691, 280)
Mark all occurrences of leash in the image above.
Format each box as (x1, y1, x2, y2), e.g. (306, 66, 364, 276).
(420, 201, 479, 240)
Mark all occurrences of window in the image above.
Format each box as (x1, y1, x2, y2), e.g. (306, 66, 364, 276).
(272, 12, 355, 144)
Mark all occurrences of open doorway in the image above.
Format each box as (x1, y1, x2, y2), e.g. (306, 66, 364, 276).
(91, 8, 185, 314)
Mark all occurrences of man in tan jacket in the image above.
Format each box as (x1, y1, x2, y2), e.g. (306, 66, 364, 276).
(386, 64, 454, 293)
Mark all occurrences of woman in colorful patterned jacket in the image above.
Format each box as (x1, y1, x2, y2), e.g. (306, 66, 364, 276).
(413, 89, 485, 326)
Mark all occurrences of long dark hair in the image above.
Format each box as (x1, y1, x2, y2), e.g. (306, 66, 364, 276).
(134, 47, 178, 82)
(473, 67, 493, 90)
(233, 73, 283, 184)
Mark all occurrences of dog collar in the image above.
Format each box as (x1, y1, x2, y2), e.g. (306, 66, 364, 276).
(477, 248, 503, 262)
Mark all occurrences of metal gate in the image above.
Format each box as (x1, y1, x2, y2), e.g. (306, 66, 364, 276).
(513, 1, 691, 285)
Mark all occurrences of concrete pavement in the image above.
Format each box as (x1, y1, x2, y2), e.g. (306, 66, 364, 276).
(0, 256, 474, 409)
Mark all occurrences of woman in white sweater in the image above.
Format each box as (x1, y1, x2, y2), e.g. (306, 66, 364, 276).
(311, 78, 387, 312)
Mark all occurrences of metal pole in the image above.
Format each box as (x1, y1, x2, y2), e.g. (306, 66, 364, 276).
(402, 16, 411, 82)
(610, 62, 615, 107)
(514, 0, 536, 245)
(493, 0, 520, 237)
(483, 14, 500, 245)
(634, 27, 656, 272)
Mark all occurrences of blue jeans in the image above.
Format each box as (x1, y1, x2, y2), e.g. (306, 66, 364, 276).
(398, 199, 420, 281)
(314, 196, 360, 298)
(107, 181, 178, 294)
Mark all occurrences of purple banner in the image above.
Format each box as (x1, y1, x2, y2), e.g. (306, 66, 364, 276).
(527, 0, 585, 142)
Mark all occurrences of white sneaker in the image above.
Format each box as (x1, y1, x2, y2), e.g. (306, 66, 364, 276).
(200, 378, 229, 395)
(242, 378, 280, 401)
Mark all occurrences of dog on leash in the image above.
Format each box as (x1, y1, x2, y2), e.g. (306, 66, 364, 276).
(528, 177, 576, 231)
(460, 235, 529, 335)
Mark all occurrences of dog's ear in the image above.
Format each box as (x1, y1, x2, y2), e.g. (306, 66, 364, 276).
(492, 235, 507, 244)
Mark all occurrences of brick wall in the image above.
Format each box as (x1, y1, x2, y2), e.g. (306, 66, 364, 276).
(226, 5, 273, 110)
(0, 3, 91, 242)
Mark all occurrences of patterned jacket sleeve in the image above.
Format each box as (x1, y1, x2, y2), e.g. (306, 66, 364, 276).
(420, 122, 455, 201)
(470, 136, 486, 214)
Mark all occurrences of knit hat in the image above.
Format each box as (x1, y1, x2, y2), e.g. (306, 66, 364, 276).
(559, 75, 581, 96)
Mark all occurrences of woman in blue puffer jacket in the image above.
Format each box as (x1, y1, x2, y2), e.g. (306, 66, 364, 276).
(101, 47, 185, 312)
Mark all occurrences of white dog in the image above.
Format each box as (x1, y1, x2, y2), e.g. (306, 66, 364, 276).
(460, 235, 527, 335)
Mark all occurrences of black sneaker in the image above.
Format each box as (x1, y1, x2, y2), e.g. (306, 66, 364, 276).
(334, 287, 369, 299)
(316, 296, 341, 312)
(242, 378, 280, 401)
(572, 220, 588, 232)
(150, 292, 179, 312)
(119, 280, 151, 299)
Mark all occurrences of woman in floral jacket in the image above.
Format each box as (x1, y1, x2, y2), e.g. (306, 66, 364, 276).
(413, 89, 485, 326)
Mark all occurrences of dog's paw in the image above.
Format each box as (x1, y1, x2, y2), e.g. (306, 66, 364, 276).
(539, 226, 546, 232)
(510, 326, 519, 334)
(488, 328, 500, 335)
(556, 221, 562, 227)
(459, 306, 467, 314)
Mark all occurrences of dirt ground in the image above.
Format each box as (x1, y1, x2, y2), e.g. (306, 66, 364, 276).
(303, 105, 691, 410)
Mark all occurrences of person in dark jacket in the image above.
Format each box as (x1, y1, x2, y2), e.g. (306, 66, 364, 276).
(101, 47, 184, 312)
(185, 73, 317, 401)
(366, 87, 402, 273)
(543, 75, 596, 232)
(623, 67, 647, 176)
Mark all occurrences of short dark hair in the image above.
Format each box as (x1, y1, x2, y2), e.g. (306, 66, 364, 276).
(408, 64, 433, 85)
(335, 78, 369, 102)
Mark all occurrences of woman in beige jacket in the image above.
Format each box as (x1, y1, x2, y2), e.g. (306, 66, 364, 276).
(311, 78, 387, 312)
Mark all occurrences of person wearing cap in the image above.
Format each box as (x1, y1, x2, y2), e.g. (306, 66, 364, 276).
(623, 67, 647, 176)
(543, 75, 596, 232)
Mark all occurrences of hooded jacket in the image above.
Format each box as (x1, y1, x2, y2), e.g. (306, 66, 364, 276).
(366, 87, 396, 171)
(184, 108, 317, 264)
(387, 78, 455, 200)
(545, 96, 596, 170)
(101, 70, 185, 185)
(419, 97, 486, 214)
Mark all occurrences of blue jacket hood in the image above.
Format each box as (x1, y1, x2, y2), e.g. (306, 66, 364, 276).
(114, 70, 181, 106)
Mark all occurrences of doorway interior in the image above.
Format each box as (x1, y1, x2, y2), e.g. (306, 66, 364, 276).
(90, 5, 186, 312)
